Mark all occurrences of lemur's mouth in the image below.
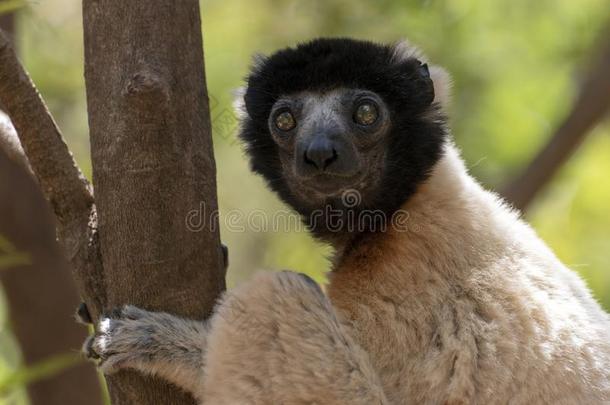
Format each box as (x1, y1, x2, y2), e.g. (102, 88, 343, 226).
(299, 172, 365, 197)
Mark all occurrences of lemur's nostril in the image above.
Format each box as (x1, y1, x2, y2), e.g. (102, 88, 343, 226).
(324, 149, 338, 170)
(304, 138, 338, 171)
(304, 151, 318, 168)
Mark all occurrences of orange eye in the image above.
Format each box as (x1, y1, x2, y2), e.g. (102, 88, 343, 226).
(353, 102, 378, 126)
(275, 110, 296, 131)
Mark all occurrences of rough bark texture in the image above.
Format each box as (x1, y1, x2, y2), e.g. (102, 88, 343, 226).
(0, 118, 103, 405)
(502, 31, 610, 211)
(0, 32, 94, 228)
(82, 1, 226, 403)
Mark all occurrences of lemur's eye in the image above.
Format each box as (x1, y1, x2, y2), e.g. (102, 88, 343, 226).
(274, 110, 296, 131)
(353, 101, 379, 126)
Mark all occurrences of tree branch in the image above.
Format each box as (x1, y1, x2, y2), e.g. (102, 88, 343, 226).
(0, 29, 93, 227)
(502, 31, 610, 211)
(0, 28, 107, 318)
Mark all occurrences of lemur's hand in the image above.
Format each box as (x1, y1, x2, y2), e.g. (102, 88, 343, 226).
(82, 305, 154, 374)
(78, 302, 209, 395)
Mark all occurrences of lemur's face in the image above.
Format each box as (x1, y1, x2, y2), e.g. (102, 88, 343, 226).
(239, 38, 448, 237)
(267, 89, 390, 203)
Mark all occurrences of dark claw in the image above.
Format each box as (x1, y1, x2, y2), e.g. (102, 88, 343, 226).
(221, 243, 229, 270)
(76, 302, 93, 324)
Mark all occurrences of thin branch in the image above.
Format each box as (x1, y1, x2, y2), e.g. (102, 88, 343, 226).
(502, 31, 610, 211)
(0, 29, 93, 226)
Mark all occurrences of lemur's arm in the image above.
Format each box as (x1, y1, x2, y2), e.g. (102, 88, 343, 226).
(82, 305, 208, 396)
(79, 243, 229, 397)
(82, 270, 388, 404)
(201, 271, 388, 404)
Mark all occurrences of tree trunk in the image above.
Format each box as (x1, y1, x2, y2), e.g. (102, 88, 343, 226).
(0, 117, 103, 405)
(82, 1, 225, 404)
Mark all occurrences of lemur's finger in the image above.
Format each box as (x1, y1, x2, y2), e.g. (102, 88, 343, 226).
(221, 243, 229, 270)
(75, 302, 93, 325)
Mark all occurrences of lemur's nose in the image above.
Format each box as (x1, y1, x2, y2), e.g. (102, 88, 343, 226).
(304, 137, 338, 170)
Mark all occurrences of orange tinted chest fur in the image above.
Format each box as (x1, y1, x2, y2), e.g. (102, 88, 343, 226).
(327, 232, 458, 404)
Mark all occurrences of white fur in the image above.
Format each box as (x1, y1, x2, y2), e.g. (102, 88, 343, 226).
(327, 142, 610, 403)
(391, 39, 425, 63)
(231, 86, 247, 120)
(429, 65, 452, 109)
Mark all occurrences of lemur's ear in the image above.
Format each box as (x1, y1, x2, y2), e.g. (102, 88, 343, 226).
(392, 39, 452, 109)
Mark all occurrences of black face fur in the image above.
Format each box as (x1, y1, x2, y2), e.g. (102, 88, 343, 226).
(239, 38, 448, 240)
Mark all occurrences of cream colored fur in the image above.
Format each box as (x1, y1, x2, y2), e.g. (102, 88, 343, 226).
(328, 143, 610, 404)
(88, 143, 610, 403)
(202, 271, 388, 404)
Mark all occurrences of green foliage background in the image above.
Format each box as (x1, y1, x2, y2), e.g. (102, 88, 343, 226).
(1, 0, 609, 402)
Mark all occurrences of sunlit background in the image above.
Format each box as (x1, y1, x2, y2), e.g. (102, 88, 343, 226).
(1, 0, 609, 403)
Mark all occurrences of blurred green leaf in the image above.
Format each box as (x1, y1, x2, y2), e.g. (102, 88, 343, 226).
(0, 353, 82, 397)
(0, 0, 27, 15)
(0, 236, 30, 270)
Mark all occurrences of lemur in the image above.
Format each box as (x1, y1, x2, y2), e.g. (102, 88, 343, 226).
(81, 38, 610, 404)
